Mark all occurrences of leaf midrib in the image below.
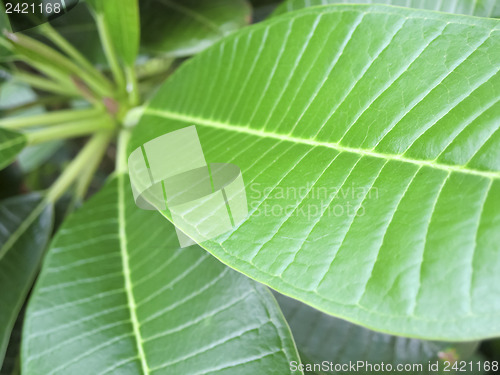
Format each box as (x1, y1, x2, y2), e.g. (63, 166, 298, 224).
(0, 201, 46, 262)
(117, 173, 150, 375)
(145, 108, 500, 180)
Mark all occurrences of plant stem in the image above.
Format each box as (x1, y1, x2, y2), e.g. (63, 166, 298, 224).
(125, 65, 139, 106)
(45, 131, 113, 203)
(12, 72, 80, 97)
(0, 107, 104, 129)
(0, 132, 113, 262)
(95, 14, 125, 91)
(26, 116, 114, 145)
(18, 59, 78, 93)
(0, 37, 13, 51)
(116, 129, 131, 173)
(75, 132, 113, 200)
(39, 23, 113, 91)
(4, 31, 112, 98)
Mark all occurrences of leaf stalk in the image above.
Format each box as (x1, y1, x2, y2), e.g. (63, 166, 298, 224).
(26, 116, 114, 145)
(0, 107, 104, 129)
(45, 131, 114, 203)
(95, 14, 126, 92)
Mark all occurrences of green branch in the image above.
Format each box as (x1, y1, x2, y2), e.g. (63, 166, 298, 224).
(12, 72, 80, 97)
(0, 132, 113, 261)
(18, 59, 78, 94)
(95, 14, 125, 91)
(0, 107, 104, 129)
(74, 135, 111, 200)
(26, 116, 114, 145)
(4, 31, 113, 98)
(45, 131, 114, 203)
(125, 65, 139, 106)
(115, 129, 131, 173)
(39, 23, 113, 92)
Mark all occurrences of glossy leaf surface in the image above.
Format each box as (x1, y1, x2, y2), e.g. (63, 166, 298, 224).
(131, 5, 500, 340)
(274, 0, 500, 18)
(140, 0, 251, 57)
(0, 194, 53, 369)
(87, 0, 139, 65)
(276, 294, 479, 374)
(0, 128, 27, 171)
(22, 174, 301, 375)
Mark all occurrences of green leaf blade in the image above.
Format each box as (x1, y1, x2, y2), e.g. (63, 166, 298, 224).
(273, 0, 500, 18)
(47, 2, 106, 66)
(140, 0, 251, 57)
(276, 294, 480, 374)
(0, 194, 53, 368)
(88, 0, 140, 66)
(0, 128, 27, 171)
(131, 5, 500, 340)
(22, 174, 301, 374)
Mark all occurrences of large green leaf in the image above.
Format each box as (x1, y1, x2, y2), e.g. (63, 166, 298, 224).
(0, 311, 22, 375)
(274, 0, 500, 18)
(0, 128, 27, 171)
(0, 194, 53, 369)
(22, 174, 301, 374)
(276, 294, 479, 374)
(140, 0, 251, 57)
(87, 0, 139, 65)
(130, 5, 500, 340)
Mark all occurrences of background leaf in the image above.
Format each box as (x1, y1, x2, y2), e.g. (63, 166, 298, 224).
(0, 194, 53, 369)
(0, 128, 27, 171)
(131, 5, 500, 340)
(276, 294, 479, 374)
(0, 81, 42, 112)
(0, 80, 61, 174)
(22, 174, 302, 375)
(273, 0, 500, 18)
(0, 81, 42, 171)
(87, 0, 139, 66)
(17, 141, 63, 173)
(140, 0, 252, 57)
